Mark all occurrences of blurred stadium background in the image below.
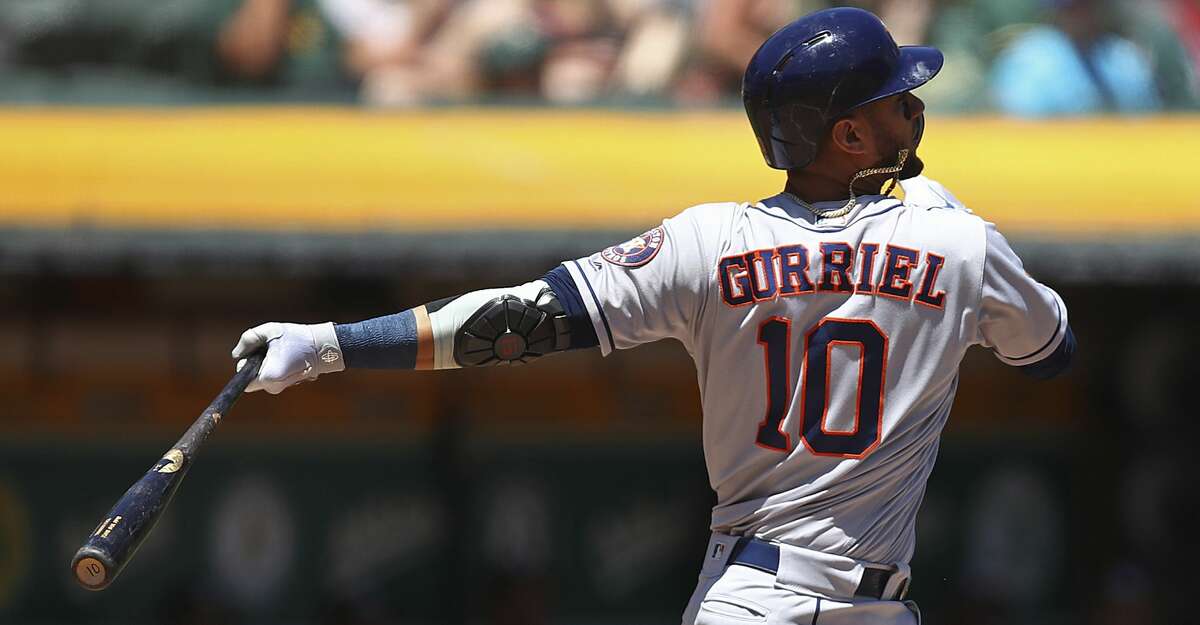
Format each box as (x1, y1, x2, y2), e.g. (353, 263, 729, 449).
(1, 0, 1198, 624)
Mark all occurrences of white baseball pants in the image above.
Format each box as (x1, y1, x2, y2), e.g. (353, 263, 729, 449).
(681, 534, 921, 625)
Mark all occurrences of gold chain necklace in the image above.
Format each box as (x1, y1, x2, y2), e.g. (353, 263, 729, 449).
(785, 149, 909, 220)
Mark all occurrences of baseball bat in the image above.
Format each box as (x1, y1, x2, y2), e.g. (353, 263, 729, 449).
(70, 351, 265, 591)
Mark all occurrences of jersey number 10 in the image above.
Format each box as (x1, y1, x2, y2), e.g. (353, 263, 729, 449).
(755, 318, 888, 458)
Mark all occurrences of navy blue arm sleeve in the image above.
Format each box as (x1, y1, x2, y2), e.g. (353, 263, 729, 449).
(1019, 325, 1076, 380)
(541, 265, 599, 350)
(334, 310, 418, 369)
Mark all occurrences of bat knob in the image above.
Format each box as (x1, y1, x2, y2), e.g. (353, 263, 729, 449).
(72, 546, 113, 591)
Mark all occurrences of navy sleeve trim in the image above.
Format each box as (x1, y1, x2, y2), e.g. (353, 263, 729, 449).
(999, 295, 1064, 362)
(335, 309, 418, 369)
(1020, 325, 1076, 380)
(541, 265, 600, 350)
(570, 260, 616, 353)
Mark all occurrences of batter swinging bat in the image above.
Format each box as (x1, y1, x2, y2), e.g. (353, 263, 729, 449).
(70, 351, 265, 591)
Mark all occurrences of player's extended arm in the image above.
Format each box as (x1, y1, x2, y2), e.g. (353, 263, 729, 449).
(231, 267, 596, 393)
(977, 223, 1076, 380)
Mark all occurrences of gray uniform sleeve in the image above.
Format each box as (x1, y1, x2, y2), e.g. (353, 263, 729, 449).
(899, 175, 973, 213)
(977, 222, 1069, 366)
(562, 204, 726, 356)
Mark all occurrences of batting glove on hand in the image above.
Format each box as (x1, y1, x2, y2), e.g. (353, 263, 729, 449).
(231, 322, 345, 394)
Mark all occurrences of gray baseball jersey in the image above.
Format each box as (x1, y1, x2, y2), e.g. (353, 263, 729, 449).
(559, 176, 1068, 565)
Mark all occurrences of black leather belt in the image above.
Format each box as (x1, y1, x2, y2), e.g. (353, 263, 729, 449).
(727, 536, 909, 600)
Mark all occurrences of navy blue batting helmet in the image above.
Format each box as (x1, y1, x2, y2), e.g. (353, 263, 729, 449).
(742, 7, 943, 170)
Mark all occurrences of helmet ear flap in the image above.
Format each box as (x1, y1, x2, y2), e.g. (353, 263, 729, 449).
(776, 103, 823, 170)
(756, 49, 819, 170)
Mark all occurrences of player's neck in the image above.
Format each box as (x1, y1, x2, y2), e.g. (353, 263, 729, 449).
(786, 167, 888, 205)
(784, 169, 854, 205)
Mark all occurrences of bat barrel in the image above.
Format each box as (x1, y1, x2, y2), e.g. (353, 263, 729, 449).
(73, 546, 114, 590)
(70, 457, 190, 590)
(70, 351, 264, 591)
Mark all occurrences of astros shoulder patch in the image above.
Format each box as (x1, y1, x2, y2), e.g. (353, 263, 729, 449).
(601, 227, 665, 267)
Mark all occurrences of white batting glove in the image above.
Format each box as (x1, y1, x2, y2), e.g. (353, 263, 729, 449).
(231, 322, 345, 394)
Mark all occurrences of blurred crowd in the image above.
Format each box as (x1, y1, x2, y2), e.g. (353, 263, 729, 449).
(0, 0, 1198, 113)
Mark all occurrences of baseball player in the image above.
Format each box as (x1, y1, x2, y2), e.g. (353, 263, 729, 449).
(232, 7, 1075, 624)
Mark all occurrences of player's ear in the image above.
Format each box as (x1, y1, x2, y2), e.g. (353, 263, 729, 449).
(829, 116, 870, 158)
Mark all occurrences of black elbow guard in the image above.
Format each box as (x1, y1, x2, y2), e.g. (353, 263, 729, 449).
(453, 287, 571, 366)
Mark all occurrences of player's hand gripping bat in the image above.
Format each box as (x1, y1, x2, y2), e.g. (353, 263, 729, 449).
(70, 351, 265, 591)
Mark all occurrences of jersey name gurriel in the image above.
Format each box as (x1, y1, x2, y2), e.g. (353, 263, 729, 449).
(717, 243, 947, 309)
(556, 177, 1069, 565)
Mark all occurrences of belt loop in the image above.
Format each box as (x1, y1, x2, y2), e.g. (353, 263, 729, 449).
(701, 533, 741, 576)
(727, 536, 750, 564)
(882, 563, 912, 600)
